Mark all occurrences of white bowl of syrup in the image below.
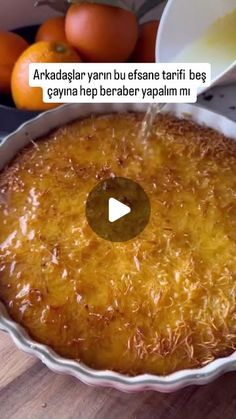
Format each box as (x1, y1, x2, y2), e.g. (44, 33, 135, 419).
(156, 0, 236, 90)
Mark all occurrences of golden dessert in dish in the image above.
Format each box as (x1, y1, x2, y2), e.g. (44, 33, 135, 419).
(0, 113, 236, 376)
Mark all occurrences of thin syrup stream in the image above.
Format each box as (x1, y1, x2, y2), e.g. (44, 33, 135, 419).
(139, 103, 166, 153)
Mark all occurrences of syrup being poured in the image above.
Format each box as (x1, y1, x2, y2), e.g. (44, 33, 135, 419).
(139, 103, 166, 154)
(139, 9, 236, 154)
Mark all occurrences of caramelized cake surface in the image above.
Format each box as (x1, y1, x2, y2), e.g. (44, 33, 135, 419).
(0, 113, 236, 375)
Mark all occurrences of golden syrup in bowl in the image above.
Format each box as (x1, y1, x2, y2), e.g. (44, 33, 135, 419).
(174, 9, 236, 80)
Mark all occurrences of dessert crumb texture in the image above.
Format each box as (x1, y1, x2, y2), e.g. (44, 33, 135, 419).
(0, 113, 235, 376)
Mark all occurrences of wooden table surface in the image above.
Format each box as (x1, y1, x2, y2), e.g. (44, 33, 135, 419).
(0, 331, 236, 419)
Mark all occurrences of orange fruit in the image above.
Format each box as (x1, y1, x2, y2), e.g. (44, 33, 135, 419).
(0, 31, 28, 93)
(36, 16, 67, 44)
(132, 21, 159, 63)
(65, 3, 138, 62)
(11, 41, 82, 111)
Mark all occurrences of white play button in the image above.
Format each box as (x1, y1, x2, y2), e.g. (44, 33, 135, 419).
(108, 198, 131, 223)
(86, 177, 150, 241)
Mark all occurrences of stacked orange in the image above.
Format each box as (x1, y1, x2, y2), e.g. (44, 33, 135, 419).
(0, 32, 28, 94)
(0, 3, 159, 111)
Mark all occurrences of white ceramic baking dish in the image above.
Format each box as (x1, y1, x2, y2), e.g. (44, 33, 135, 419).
(0, 103, 236, 392)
